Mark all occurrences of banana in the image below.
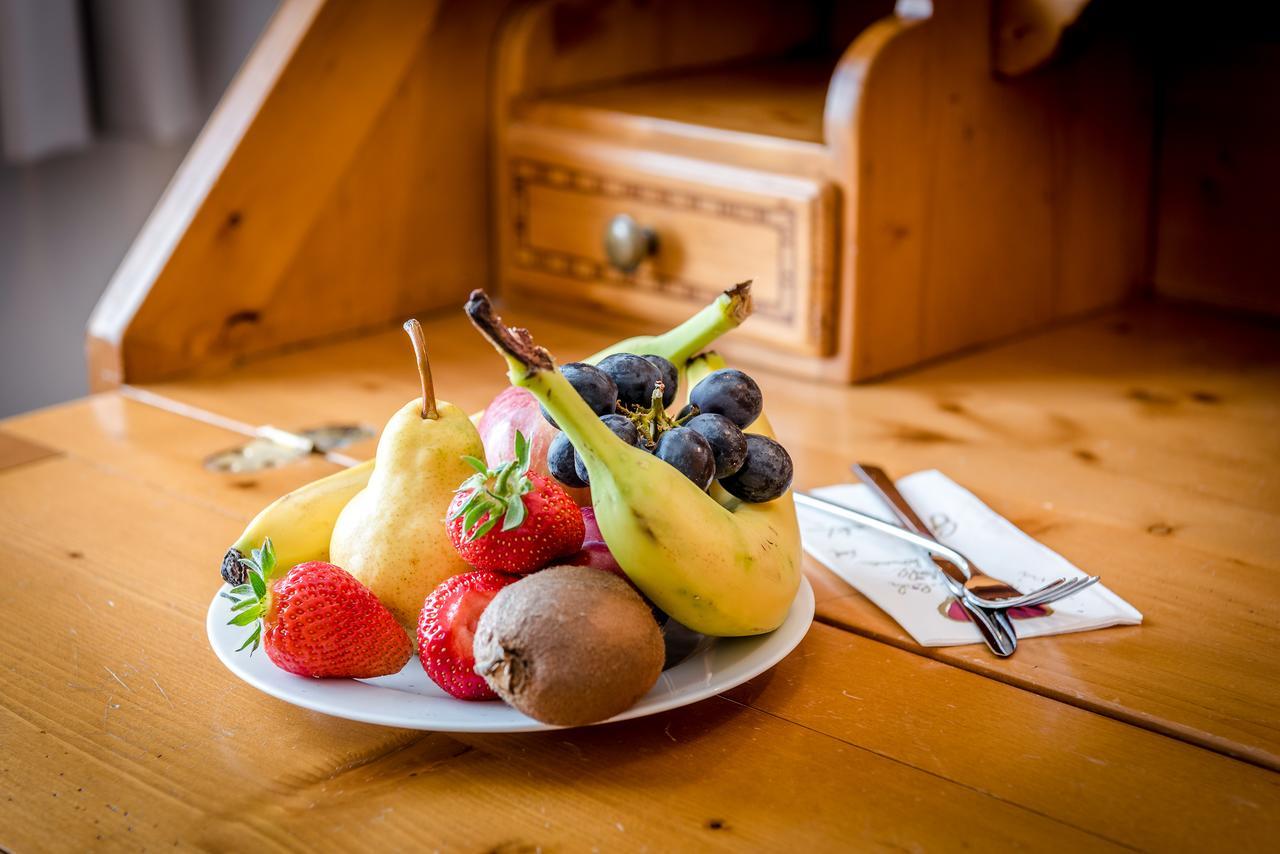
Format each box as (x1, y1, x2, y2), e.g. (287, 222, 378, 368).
(584, 280, 752, 367)
(219, 285, 755, 581)
(465, 290, 801, 637)
(219, 459, 373, 582)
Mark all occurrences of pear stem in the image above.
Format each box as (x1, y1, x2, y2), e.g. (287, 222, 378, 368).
(403, 319, 439, 420)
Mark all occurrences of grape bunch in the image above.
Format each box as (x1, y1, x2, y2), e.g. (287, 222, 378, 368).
(545, 355, 793, 503)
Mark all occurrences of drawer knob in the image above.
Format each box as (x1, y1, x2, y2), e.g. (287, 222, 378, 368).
(604, 214, 657, 273)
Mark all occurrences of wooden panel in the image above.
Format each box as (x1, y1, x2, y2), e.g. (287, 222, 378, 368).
(500, 0, 821, 98)
(501, 134, 837, 357)
(832, 0, 1152, 379)
(3, 455, 1275, 849)
(259, 1, 516, 357)
(86, 0, 527, 388)
(524, 58, 836, 145)
(1153, 35, 1280, 315)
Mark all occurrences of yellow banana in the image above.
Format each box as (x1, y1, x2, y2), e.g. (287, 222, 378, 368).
(465, 291, 801, 637)
(219, 458, 373, 581)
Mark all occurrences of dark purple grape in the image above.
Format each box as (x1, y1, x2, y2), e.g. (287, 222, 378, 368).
(597, 353, 663, 408)
(655, 427, 716, 491)
(575, 414, 639, 484)
(688, 369, 762, 429)
(547, 431, 586, 488)
(542, 362, 618, 428)
(642, 354, 678, 408)
(685, 413, 747, 479)
(719, 434, 792, 502)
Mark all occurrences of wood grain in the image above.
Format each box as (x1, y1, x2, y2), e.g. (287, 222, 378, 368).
(0, 459, 1115, 850)
(2, 455, 1274, 849)
(132, 298, 1280, 772)
(722, 622, 1280, 851)
(0, 429, 59, 472)
(1, 395, 341, 522)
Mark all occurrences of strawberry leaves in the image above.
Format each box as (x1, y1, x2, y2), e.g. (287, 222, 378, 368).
(448, 430, 535, 542)
(222, 537, 278, 654)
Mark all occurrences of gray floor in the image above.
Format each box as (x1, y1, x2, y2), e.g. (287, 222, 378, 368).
(0, 135, 191, 418)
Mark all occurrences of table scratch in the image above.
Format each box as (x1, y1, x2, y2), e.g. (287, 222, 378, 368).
(104, 666, 131, 692)
(151, 677, 173, 709)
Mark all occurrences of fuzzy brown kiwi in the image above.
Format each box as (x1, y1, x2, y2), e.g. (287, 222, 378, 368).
(472, 565, 665, 726)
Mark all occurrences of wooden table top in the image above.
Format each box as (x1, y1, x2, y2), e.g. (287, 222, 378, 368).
(3, 299, 1278, 850)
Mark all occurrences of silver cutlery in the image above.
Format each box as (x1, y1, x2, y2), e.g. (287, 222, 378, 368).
(797, 469, 1104, 659)
(794, 492, 1016, 657)
(850, 464, 1021, 650)
(851, 464, 1099, 609)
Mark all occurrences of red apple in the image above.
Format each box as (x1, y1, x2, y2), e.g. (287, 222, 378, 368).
(565, 507, 627, 581)
(476, 387, 591, 506)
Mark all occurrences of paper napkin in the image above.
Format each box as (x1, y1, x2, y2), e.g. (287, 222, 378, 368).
(798, 470, 1142, 646)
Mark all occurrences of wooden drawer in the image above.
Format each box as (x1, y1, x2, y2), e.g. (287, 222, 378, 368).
(499, 139, 837, 357)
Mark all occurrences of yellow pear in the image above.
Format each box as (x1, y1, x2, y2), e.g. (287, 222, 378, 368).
(330, 320, 483, 631)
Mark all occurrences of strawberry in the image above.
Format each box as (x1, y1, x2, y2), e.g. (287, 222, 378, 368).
(417, 569, 518, 700)
(447, 430, 585, 573)
(224, 539, 411, 679)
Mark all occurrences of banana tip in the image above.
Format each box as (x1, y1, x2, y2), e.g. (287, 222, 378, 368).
(464, 290, 555, 374)
(220, 548, 247, 585)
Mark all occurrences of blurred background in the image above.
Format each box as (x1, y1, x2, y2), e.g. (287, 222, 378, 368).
(0, 0, 278, 417)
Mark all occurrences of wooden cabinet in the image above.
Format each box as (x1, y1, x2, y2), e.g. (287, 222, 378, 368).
(493, 0, 1153, 382)
(86, 1, 1274, 390)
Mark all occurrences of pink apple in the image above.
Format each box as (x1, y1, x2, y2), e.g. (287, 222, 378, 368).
(476, 387, 591, 506)
(564, 507, 628, 582)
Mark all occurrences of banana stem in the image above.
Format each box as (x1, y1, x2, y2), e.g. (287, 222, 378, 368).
(403, 319, 438, 420)
(466, 290, 620, 459)
(587, 280, 753, 365)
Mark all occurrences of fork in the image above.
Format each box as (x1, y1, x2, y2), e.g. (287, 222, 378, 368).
(851, 464, 1099, 610)
(793, 492, 1017, 657)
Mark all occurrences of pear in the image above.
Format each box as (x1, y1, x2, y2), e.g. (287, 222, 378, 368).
(330, 319, 483, 631)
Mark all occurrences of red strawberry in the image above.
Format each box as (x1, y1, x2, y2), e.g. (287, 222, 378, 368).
(417, 569, 518, 700)
(225, 540, 412, 679)
(447, 430, 585, 573)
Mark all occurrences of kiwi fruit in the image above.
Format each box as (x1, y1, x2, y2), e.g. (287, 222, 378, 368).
(473, 565, 664, 726)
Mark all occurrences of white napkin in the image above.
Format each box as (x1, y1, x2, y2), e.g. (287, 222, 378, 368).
(798, 470, 1142, 646)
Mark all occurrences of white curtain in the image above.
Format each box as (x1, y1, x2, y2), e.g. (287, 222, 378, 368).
(0, 0, 278, 163)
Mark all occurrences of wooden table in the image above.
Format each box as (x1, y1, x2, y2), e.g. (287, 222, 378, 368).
(2, 299, 1278, 850)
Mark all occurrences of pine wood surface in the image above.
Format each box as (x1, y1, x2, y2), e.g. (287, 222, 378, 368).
(522, 58, 836, 146)
(1, 451, 1276, 849)
(120, 298, 1280, 774)
(0, 429, 59, 473)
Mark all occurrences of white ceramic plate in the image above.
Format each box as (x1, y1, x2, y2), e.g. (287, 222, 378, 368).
(206, 576, 814, 732)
